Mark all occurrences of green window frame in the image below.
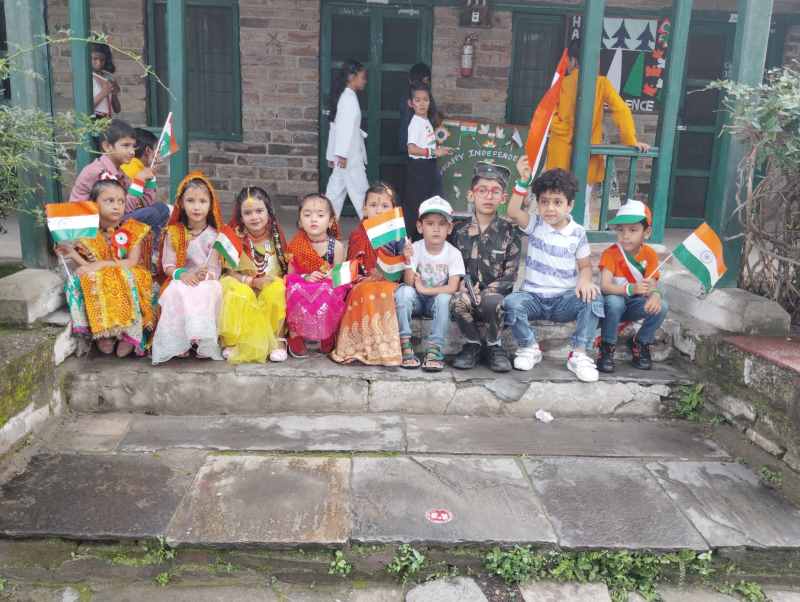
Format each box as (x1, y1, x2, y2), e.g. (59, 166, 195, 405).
(146, 0, 242, 141)
(0, 0, 10, 106)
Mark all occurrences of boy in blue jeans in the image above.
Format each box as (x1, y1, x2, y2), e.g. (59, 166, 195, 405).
(597, 199, 668, 372)
(503, 158, 604, 382)
(395, 196, 465, 372)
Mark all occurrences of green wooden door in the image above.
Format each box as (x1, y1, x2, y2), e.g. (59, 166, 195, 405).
(506, 14, 564, 125)
(666, 21, 734, 229)
(320, 3, 432, 210)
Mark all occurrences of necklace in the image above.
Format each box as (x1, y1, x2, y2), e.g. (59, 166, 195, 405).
(248, 237, 269, 276)
(188, 224, 208, 238)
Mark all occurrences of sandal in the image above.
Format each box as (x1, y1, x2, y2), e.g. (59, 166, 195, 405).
(400, 337, 420, 369)
(422, 345, 445, 372)
(270, 338, 288, 362)
(287, 334, 308, 358)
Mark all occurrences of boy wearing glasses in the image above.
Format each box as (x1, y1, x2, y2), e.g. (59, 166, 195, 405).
(449, 162, 521, 372)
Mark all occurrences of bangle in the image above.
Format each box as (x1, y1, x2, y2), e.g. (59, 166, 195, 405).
(173, 268, 186, 281)
(428, 147, 434, 158)
(625, 283, 633, 297)
(513, 178, 530, 196)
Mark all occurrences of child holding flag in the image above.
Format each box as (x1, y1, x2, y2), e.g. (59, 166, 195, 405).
(121, 127, 170, 246)
(331, 182, 406, 366)
(285, 194, 348, 358)
(218, 186, 289, 364)
(152, 172, 225, 364)
(597, 199, 668, 372)
(55, 175, 155, 357)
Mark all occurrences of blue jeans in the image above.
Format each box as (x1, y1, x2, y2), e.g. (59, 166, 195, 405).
(503, 290, 604, 351)
(601, 294, 669, 345)
(395, 285, 452, 348)
(124, 203, 171, 248)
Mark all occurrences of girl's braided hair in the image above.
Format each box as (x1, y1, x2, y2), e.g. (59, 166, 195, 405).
(233, 186, 288, 274)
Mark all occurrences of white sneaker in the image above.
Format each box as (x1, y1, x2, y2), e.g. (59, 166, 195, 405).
(514, 344, 542, 371)
(567, 352, 599, 382)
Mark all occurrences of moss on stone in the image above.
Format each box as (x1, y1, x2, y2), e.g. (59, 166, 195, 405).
(0, 328, 57, 429)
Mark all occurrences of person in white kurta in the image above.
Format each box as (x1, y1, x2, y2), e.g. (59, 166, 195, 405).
(325, 63, 369, 220)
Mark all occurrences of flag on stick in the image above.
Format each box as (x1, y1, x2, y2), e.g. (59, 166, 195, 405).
(152, 111, 180, 165)
(525, 48, 569, 175)
(672, 223, 727, 292)
(46, 202, 99, 243)
(364, 207, 406, 249)
(330, 260, 357, 288)
(128, 177, 146, 198)
(376, 248, 406, 282)
(212, 225, 242, 269)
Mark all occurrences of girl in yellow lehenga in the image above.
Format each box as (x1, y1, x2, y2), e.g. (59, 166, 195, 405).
(219, 186, 289, 363)
(58, 174, 154, 357)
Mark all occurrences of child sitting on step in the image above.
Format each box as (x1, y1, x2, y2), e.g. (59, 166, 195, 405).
(503, 158, 604, 383)
(597, 199, 668, 373)
(285, 193, 348, 358)
(394, 196, 465, 371)
(219, 186, 289, 364)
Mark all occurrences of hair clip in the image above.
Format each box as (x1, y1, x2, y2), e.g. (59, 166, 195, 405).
(99, 171, 119, 182)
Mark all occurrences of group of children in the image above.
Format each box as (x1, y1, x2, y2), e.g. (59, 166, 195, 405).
(58, 115, 668, 382)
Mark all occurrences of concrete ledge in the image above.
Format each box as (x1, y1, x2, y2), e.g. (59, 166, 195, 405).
(0, 268, 65, 325)
(65, 356, 691, 418)
(662, 272, 790, 336)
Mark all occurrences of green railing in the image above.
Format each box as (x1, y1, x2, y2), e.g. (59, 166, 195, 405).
(590, 144, 660, 241)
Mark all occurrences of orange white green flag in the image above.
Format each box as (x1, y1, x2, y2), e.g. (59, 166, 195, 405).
(330, 260, 358, 288)
(525, 48, 569, 175)
(364, 207, 406, 249)
(45, 201, 99, 243)
(153, 111, 180, 164)
(212, 225, 242, 268)
(672, 223, 727, 292)
(376, 248, 406, 281)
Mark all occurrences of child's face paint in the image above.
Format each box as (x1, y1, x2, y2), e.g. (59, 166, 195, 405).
(409, 90, 430, 118)
(536, 190, 573, 229)
(299, 197, 333, 239)
(182, 184, 212, 228)
(96, 186, 126, 227)
(241, 197, 270, 236)
(102, 136, 136, 167)
(91, 52, 106, 73)
(614, 222, 650, 254)
(363, 192, 394, 220)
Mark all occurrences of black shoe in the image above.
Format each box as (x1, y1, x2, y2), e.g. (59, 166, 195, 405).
(629, 337, 652, 370)
(452, 342, 482, 370)
(596, 342, 616, 373)
(486, 345, 512, 373)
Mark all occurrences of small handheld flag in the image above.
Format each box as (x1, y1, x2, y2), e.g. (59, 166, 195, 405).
(376, 248, 406, 282)
(46, 202, 99, 243)
(152, 111, 180, 166)
(364, 207, 406, 249)
(672, 223, 727, 292)
(525, 48, 569, 175)
(212, 225, 242, 269)
(128, 177, 146, 199)
(330, 260, 357, 288)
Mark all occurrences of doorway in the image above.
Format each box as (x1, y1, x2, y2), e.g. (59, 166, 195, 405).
(319, 3, 433, 209)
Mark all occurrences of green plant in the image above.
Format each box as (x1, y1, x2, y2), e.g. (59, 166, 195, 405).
(759, 465, 784, 488)
(675, 384, 705, 421)
(386, 544, 426, 583)
(111, 537, 175, 567)
(328, 550, 353, 577)
(0, 577, 6, 591)
(154, 571, 172, 586)
(717, 580, 768, 602)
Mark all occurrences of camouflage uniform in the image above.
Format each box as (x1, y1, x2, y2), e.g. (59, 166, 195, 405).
(449, 214, 521, 344)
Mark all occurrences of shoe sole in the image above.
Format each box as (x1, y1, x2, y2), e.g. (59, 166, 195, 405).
(567, 363, 599, 382)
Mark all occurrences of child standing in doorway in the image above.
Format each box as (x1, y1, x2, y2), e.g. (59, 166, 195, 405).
(404, 83, 451, 241)
(285, 193, 348, 358)
(91, 42, 121, 118)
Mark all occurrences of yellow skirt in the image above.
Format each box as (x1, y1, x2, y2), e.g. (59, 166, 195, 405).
(219, 275, 286, 363)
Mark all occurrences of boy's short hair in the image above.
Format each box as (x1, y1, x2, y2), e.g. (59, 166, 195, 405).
(101, 119, 136, 146)
(531, 168, 578, 203)
(134, 128, 159, 159)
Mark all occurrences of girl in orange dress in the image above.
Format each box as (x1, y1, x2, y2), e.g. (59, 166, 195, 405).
(331, 183, 404, 366)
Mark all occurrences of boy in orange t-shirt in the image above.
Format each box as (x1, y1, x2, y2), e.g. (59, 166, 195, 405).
(597, 199, 668, 372)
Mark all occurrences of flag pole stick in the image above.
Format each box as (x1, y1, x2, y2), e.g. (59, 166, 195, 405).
(652, 252, 673, 277)
(58, 253, 73, 280)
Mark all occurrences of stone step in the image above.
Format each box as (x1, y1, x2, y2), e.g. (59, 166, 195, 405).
(2, 413, 799, 554)
(64, 356, 692, 418)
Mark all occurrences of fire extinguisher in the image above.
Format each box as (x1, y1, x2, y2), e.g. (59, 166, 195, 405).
(460, 34, 478, 77)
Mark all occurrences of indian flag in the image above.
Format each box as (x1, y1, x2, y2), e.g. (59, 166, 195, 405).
(377, 248, 406, 282)
(525, 48, 569, 175)
(330, 260, 357, 288)
(212, 225, 242, 268)
(616, 243, 646, 282)
(364, 207, 406, 249)
(46, 202, 99, 243)
(672, 223, 727, 292)
(154, 111, 180, 160)
(128, 177, 146, 198)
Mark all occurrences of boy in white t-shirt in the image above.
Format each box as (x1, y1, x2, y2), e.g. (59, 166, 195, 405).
(395, 196, 465, 372)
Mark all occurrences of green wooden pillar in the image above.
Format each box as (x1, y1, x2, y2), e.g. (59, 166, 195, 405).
(712, 0, 773, 287)
(69, 0, 93, 171)
(167, 0, 188, 200)
(6, 0, 59, 268)
(649, 0, 693, 244)
(571, 0, 605, 225)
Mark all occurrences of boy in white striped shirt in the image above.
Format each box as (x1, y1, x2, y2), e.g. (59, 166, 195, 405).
(503, 158, 604, 382)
